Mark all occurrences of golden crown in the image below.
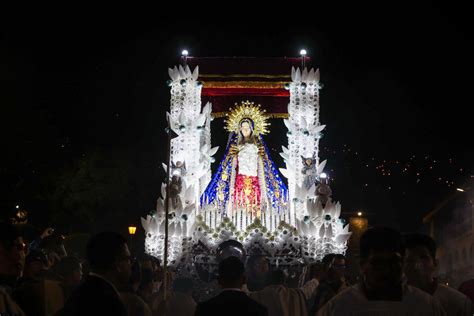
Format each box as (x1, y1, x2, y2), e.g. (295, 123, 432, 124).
(224, 101, 270, 135)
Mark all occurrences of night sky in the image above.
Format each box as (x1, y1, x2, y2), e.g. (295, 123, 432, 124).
(2, 6, 473, 234)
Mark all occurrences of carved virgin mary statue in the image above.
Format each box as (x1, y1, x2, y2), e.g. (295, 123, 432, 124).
(201, 101, 288, 215)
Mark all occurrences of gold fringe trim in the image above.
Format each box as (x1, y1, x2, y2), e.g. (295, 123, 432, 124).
(199, 74, 290, 79)
(202, 81, 288, 89)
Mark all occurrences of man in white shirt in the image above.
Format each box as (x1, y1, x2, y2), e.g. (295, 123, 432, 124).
(404, 233, 473, 315)
(317, 226, 444, 315)
(308, 253, 350, 314)
(249, 269, 318, 316)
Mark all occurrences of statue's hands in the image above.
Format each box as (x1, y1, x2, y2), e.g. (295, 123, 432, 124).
(229, 144, 239, 156)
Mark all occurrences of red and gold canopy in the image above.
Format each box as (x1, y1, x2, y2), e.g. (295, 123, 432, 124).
(186, 57, 311, 118)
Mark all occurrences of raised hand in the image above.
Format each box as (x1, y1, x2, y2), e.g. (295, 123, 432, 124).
(40, 227, 54, 239)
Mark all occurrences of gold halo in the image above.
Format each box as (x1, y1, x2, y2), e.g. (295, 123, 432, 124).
(224, 101, 270, 135)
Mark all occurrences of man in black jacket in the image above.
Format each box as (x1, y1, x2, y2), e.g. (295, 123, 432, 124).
(195, 256, 267, 316)
(57, 232, 131, 316)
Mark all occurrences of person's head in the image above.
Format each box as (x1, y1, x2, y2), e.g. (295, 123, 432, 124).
(129, 258, 141, 291)
(138, 268, 155, 295)
(359, 227, 404, 290)
(151, 265, 173, 291)
(86, 232, 131, 285)
(403, 233, 437, 285)
(139, 253, 153, 271)
(216, 240, 246, 263)
(172, 277, 194, 295)
(247, 254, 269, 279)
(267, 269, 286, 286)
(150, 257, 160, 272)
(332, 254, 347, 279)
(240, 119, 253, 138)
(41, 230, 67, 259)
(56, 256, 83, 287)
(322, 253, 336, 266)
(218, 256, 246, 289)
(23, 250, 48, 279)
(44, 249, 61, 270)
(322, 253, 347, 281)
(0, 222, 26, 280)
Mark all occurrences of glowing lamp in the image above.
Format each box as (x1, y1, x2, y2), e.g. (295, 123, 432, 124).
(300, 49, 307, 56)
(181, 49, 189, 56)
(320, 172, 327, 179)
(128, 226, 137, 235)
(357, 212, 362, 216)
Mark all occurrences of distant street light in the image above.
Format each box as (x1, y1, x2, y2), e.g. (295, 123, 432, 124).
(357, 211, 362, 216)
(128, 226, 137, 235)
(456, 188, 465, 192)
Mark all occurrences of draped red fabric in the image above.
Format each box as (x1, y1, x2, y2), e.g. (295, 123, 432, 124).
(201, 88, 289, 97)
(184, 57, 312, 114)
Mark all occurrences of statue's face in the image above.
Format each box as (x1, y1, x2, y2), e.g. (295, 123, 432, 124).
(240, 121, 252, 138)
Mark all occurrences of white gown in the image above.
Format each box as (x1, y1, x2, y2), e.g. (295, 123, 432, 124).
(237, 143, 259, 177)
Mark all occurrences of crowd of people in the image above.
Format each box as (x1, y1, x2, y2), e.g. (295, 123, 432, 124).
(1, 221, 473, 315)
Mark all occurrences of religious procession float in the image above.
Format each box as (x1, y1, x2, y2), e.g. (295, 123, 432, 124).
(141, 56, 351, 286)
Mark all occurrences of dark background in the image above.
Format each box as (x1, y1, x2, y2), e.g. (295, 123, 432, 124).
(1, 5, 473, 237)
